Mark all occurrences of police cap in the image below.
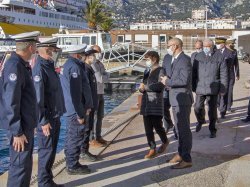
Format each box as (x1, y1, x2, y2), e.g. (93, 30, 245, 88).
(215, 37, 227, 44)
(37, 38, 60, 49)
(63, 44, 87, 54)
(11, 31, 40, 43)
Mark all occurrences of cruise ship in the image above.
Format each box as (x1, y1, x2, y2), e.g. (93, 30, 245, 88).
(0, 0, 87, 36)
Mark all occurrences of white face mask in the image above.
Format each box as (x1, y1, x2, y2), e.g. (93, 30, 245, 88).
(167, 48, 174, 56)
(95, 53, 102, 61)
(29, 53, 37, 61)
(146, 60, 152, 68)
(216, 44, 222, 50)
(196, 49, 203, 53)
(51, 51, 59, 62)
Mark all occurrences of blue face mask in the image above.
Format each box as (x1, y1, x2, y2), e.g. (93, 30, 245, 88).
(203, 47, 211, 55)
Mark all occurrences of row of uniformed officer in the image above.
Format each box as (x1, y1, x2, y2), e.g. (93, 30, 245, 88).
(0, 31, 40, 187)
(32, 38, 65, 187)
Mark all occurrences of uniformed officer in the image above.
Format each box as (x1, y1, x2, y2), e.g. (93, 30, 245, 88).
(60, 45, 93, 175)
(32, 38, 65, 187)
(81, 47, 99, 162)
(216, 37, 234, 119)
(226, 38, 240, 112)
(0, 31, 40, 187)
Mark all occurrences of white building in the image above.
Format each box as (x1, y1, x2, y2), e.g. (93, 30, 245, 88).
(130, 19, 241, 30)
(192, 9, 206, 20)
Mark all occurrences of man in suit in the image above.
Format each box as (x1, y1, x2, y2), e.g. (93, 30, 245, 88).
(216, 37, 234, 119)
(161, 38, 193, 169)
(191, 40, 203, 64)
(193, 39, 228, 138)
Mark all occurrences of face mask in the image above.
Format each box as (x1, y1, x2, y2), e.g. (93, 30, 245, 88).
(50, 52, 59, 62)
(95, 53, 103, 61)
(203, 47, 211, 55)
(146, 60, 152, 68)
(196, 49, 203, 53)
(216, 44, 222, 50)
(167, 48, 174, 56)
(29, 53, 37, 61)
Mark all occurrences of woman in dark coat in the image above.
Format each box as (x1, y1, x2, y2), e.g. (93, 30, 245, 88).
(139, 51, 169, 159)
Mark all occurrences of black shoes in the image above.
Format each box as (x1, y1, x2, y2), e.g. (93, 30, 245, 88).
(173, 127, 178, 140)
(210, 131, 216, 138)
(165, 123, 174, 134)
(80, 151, 98, 162)
(241, 117, 250, 123)
(66, 164, 91, 175)
(220, 113, 226, 119)
(195, 123, 203, 132)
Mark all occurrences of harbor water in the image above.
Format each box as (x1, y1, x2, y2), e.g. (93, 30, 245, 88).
(0, 90, 133, 175)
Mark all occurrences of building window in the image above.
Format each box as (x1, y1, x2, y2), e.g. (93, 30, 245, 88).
(91, 36, 96, 45)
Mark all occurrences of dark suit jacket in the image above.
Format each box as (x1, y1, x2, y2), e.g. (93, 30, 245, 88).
(162, 54, 172, 99)
(165, 52, 193, 106)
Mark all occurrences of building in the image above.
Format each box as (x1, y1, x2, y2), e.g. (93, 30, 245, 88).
(192, 8, 206, 20)
(130, 19, 242, 31)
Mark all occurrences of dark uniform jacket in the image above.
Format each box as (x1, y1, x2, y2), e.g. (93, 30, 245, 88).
(140, 67, 166, 116)
(32, 55, 65, 127)
(85, 63, 98, 111)
(228, 49, 240, 80)
(60, 56, 93, 119)
(0, 52, 37, 136)
(192, 50, 228, 95)
(221, 47, 236, 80)
(166, 52, 193, 106)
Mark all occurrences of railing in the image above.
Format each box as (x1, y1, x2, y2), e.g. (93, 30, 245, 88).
(102, 42, 151, 73)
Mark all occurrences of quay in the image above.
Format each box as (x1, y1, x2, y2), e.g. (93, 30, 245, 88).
(1, 62, 250, 186)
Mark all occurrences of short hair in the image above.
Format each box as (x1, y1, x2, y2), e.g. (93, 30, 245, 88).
(16, 41, 35, 51)
(195, 40, 203, 45)
(203, 38, 214, 46)
(145, 51, 160, 63)
(170, 38, 183, 48)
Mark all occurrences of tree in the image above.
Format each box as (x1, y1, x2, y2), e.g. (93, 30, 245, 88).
(82, 0, 115, 32)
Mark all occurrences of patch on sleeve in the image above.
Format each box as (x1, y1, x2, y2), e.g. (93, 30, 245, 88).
(33, 75, 41, 82)
(72, 72, 78, 78)
(8, 73, 17, 81)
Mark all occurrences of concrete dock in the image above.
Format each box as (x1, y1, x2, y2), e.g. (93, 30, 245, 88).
(1, 61, 250, 186)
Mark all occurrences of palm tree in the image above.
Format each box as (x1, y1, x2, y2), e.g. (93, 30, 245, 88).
(82, 0, 114, 32)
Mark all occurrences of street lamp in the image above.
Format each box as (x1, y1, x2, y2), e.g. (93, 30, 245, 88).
(205, 5, 208, 38)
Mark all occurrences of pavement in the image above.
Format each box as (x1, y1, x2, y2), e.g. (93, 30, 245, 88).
(1, 61, 250, 187)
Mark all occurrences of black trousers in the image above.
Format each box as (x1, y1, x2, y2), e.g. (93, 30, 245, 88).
(163, 98, 174, 129)
(82, 110, 95, 153)
(93, 94, 104, 140)
(172, 105, 192, 162)
(143, 115, 168, 150)
(38, 117, 61, 187)
(218, 78, 235, 115)
(194, 95, 218, 133)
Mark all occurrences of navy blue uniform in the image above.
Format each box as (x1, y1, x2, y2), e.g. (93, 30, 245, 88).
(0, 52, 37, 187)
(82, 63, 98, 153)
(60, 56, 93, 169)
(218, 48, 234, 116)
(32, 55, 65, 187)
